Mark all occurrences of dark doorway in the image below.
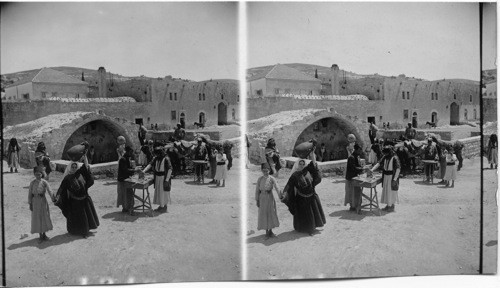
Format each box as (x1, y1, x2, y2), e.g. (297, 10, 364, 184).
(367, 116, 375, 124)
(450, 102, 459, 125)
(412, 112, 418, 128)
(135, 118, 143, 125)
(180, 113, 186, 128)
(199, 112, 205, 125)
(218, 102, 227, 125)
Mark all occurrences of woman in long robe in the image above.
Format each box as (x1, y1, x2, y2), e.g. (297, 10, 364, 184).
(7, 138, 21, 173)
(255, 162, 281, 239)
(55, 155, 99, 237)
(283, 152, 326, 235)
(486, 134, 498, 169)
(142, 147, 172, 213)
(370, 146, 401, 212)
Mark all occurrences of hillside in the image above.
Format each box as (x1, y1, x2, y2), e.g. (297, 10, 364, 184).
(246, 63, 376, 82)
(482, 69, 497, 85)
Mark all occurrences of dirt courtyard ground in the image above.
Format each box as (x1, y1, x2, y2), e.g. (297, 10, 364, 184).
(2, 159, 242, 286)
(246, 156, 497, 280)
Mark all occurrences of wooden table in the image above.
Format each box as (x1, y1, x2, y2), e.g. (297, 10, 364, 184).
(352, 175, 383, 216)
(124, 176, 154, 216)
(421, 160, 438, 183)
(192, 160, 208, 184)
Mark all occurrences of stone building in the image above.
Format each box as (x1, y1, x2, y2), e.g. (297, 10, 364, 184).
(247, 64, 481, 128)
(247, 64, 321, 97)
(3, 67, 88, 101)
(149, 77, 240, 129)
(483, 81, 497, 122)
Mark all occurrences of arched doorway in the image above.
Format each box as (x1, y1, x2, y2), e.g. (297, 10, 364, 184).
(199, 112, 205, 125)
(464, 109, 468, 120)
(474, 109, 477, 120)
(218, 102, 227, 125)
(450, 102, 459, 125)
(180, 112, 186, 128)
(412, 112, 418, 128)
(431, 112, 438, 124)
(62, 120, 131, 164)
(292, 117, 362, 160)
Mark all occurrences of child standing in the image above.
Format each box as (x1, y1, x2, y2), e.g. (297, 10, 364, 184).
(443, 149, 457, 188)
(214, 149, 228, 187)
(255, 163, 282, 239)
(28, 167, 55, 243)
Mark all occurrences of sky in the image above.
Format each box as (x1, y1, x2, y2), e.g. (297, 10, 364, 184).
(248, 2, 482, 81)
(482, 2, 497, 70)
(0, 2, 238, 81)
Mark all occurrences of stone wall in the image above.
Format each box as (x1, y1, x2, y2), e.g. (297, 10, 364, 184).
(483, 98, 497, 123)
(247, 109, 368, 164)
(461, 136, 482, 158)
(150, 78, 240, 129)
(381, 130, 454, 141)
(247, 97, 383, 122)
(2, 100, 153, 127)
(33, 82, 88, 99)
(3, 112, 140, 169)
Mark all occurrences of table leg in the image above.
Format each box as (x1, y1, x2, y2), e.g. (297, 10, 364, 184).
(145, 188, 153, 217)
(373, 187, 381, 216)
(369, 188, 373, 213)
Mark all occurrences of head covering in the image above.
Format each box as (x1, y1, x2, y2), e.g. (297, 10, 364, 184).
(261, 162, 271, 170)
(347, 134, 356, 143)
(291, 158, 308, 174)
(10, 138, 18, 147)
(63, 161, 81, 178)
(382, 145, 394, 156)
(36, 142, 46, 152)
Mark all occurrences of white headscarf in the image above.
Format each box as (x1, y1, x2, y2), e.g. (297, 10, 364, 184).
(290, 158, 310, 174)
(63, 161, 81, 178)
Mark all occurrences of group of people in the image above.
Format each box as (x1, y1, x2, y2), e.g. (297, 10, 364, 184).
(193, 136, 229, 186)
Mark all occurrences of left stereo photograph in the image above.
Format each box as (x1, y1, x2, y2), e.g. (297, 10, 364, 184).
(0, 1, 242, 286)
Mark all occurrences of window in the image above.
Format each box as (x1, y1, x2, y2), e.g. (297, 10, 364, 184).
(431, 93, 434, 100)
(256, 90, 263, 96)
(469, 95, 472, 102)
(203, 93, 205, 101)
(274, 88, 280, 95)
(22, 93, 30, 100)
(76, 93, 80, 98)
(199, 93, 202, 101)
(402, 91, 405, 99)
(454, 94, 456, 100)
(237, 95, 239, 102)
(403, 109, 409, 119)
(406, 91, 410, 99)
(199, 112, 205, 124)
(221, 94, 224, 100)
(435, 93, 438, 100)
(464, 109, 468, 120)
(171, 110, 176, 121)
(169, 93, 172, 100)
(232, 109, 236, 120)
(174, 93, 177, 101)
(41, 92, 47, 98)
(310, 90, 313, 95)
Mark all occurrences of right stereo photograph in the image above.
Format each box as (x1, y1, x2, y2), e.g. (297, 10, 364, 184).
(245, 1, 497, 281)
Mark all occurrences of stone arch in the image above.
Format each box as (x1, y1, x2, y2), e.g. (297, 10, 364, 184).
(61, 118, 134, 163)
(292, 115, 364, 160)
(2, 112, 139, 168)
(247, 109, 366, 162)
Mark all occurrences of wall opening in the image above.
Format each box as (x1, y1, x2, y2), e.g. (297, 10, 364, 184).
(217, 102, 227, 125)
(292, 117, 361, 161)
(180, 112, 186, 128)
(431, 112, 438, 124)
(367, 116, 375, 124)
(62, 120, 130, 164)
(412, 112, 418, 128)
(199, 112, 205, 125)
(450, 102, 459, 125)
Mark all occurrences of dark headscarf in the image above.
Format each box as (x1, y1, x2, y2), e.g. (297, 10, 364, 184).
(261, 162, 271, 170)
(36, 142, 46, 153)
(9, 138, 18, 147)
